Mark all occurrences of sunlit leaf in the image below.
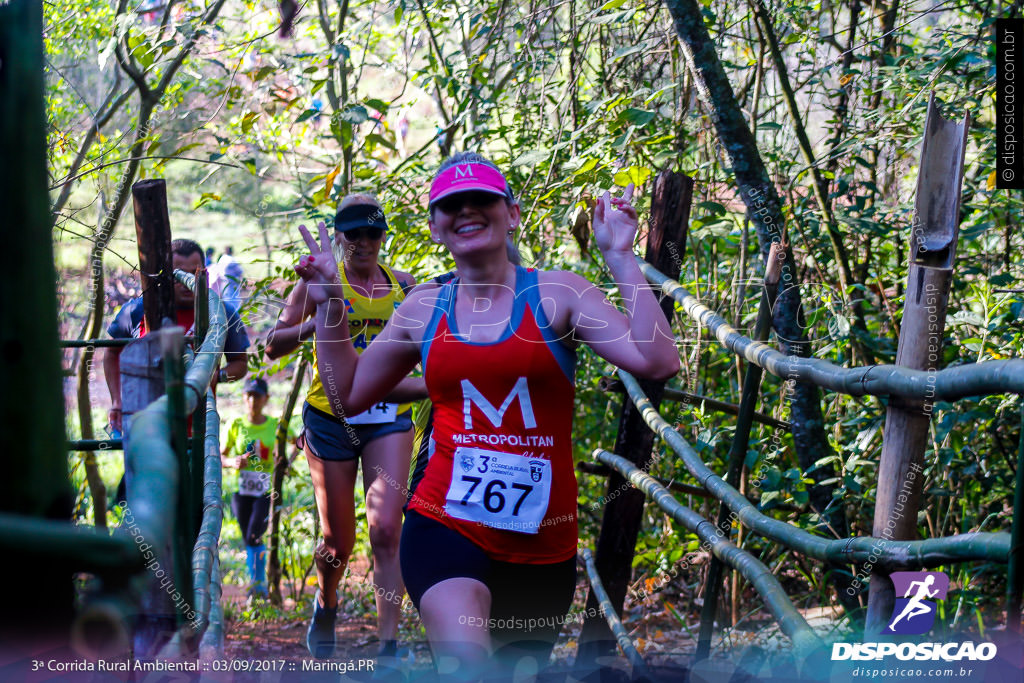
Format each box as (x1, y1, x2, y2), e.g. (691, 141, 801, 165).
(512, 150, 548, 167)
(613, 165, 650, 187)
(323, 165, 341, 200)
(193, 192, 221, 210)
(241, 112, 260, 134)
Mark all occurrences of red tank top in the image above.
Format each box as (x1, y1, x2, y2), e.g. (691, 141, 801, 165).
(408, 267, 578, 564)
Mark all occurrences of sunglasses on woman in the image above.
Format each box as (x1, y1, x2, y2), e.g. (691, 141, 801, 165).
(433, 191, 504, 215)
(339, 226, 385, 241)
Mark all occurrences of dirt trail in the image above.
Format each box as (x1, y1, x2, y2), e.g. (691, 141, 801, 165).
(218, 564, 698, 682)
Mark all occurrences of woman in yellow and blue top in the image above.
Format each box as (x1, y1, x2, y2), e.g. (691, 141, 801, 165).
(221, 377, 295, 599)
(265, 194, 423, 660)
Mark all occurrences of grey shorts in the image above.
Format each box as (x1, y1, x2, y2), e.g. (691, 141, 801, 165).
(301, 402, 412, 462)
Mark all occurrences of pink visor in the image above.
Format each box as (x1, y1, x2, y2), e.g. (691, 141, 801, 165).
(428, 162, 510, 207)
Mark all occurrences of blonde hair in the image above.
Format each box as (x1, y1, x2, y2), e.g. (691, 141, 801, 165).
(337, 193, 381, 211)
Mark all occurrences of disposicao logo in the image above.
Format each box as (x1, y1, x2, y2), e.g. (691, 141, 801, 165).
(885, 570, 949, 635)
(830, 570, 999, 664)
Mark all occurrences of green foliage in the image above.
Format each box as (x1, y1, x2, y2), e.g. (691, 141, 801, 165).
(52, 0, 1019, 642)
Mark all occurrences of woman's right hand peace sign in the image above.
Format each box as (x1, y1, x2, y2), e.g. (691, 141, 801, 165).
(294, 221, 344, 305)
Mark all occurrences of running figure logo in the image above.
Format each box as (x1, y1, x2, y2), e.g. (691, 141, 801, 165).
(885, 571, 949, 635)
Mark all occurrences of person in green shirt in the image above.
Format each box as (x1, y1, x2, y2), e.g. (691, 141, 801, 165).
(222, 377, 294, 599)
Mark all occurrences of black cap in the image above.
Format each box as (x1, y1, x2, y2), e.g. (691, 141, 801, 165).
(243, 377, 269, 395)
(334, 203, 388, 232)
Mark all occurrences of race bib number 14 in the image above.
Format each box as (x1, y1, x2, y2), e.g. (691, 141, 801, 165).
(444, 447, 552, 534)
(346, 401, 398, 425)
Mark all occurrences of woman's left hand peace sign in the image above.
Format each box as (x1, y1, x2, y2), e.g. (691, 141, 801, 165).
(592, 183, 638, 257)
(294, 221, 344, 305)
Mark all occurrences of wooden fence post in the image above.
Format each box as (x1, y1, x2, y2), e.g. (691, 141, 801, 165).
(133, 179, 176, 333)
(576, 171, 692, 669)
(126, 179, 179, 656)
(865, 95, 969, 634)
(121, 180, 175, 496)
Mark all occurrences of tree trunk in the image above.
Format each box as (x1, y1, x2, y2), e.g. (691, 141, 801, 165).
(76, 335, 108, 529)
(663, 0, 857, 611)
(577, 171, 692, 669)
(268, 358, 308, 605)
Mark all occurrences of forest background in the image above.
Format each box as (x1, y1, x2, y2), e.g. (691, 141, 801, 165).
(47, 0, 1019, 660)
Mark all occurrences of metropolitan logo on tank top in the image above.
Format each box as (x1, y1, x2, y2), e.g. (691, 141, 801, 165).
(452, 378, 555, 448)
(445, 376, 555, 533)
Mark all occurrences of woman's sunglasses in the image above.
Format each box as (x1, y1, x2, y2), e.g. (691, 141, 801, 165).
(433, 191, 504, 215)
(338, 226, 385, 241)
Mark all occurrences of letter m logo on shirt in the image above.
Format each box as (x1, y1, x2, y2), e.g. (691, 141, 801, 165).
(461, 377, 537, 430)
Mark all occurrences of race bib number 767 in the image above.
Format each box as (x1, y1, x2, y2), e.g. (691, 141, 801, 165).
(444, 447, 552, 534)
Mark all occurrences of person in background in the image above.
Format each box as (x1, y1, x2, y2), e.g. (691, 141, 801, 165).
(221, 377, 295, 601)
(103, 239, 248, 433)
(209, 245, 246, 310)
(265, 194, 423, 663)
(103, 238, 248, 430)
(396, 114, 410, 157)
(224, 246, 245, 308)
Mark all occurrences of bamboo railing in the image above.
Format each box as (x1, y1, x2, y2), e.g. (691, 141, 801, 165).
(582, 260, 1023, 676)
(50, 270, 227, 657)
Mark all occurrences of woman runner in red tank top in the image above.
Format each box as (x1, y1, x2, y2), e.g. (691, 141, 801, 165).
(294, 152, 680, 680)
(409, 263, 579, 564)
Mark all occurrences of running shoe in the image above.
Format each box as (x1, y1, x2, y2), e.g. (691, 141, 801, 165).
(305, 589, 338, 658)
(246, 583, 268, 606)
